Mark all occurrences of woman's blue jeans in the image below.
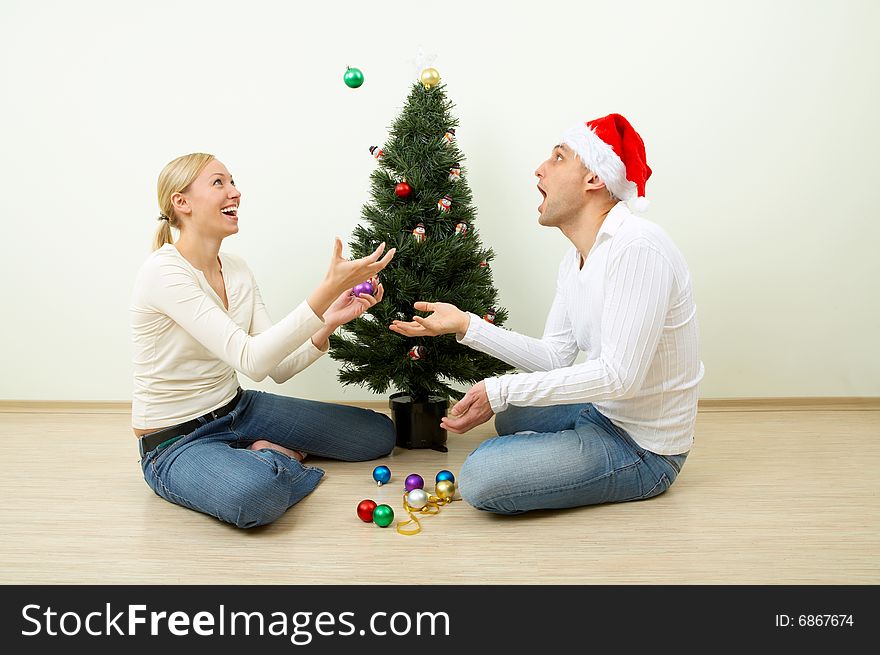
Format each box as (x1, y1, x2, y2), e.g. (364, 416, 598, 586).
(458, 403, 688, 514)
(140, 390, 395, 528)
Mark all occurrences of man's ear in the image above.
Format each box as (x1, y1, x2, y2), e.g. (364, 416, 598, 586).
(171, 192, 191, 216)
(583, 170, 606, 192)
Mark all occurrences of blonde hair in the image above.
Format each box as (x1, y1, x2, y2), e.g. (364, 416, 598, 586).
(153, 152, 215, 250)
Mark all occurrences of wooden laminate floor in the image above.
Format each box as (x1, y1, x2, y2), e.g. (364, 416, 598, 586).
(1, 407, 877, 584)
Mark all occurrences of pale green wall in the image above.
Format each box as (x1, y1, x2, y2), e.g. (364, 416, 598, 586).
(1, 0, 877, 401)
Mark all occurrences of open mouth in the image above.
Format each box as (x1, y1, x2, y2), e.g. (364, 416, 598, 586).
(537, 185, 547, 211)
(221, 205, 238, 219)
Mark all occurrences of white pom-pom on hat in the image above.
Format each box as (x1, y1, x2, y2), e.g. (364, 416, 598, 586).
(627, 196, 649, 212)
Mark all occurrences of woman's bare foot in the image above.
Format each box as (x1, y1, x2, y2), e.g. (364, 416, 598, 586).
(248, 440, 306, 462)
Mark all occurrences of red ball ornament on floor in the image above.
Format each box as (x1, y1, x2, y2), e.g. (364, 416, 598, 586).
(357, 499, 377, 522)
(394, 181, 412, 198)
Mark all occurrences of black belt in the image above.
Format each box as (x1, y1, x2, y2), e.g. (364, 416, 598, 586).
(138, 387, 243, 457)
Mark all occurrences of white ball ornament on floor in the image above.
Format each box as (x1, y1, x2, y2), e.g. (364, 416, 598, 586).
(406, 488, 429, 510)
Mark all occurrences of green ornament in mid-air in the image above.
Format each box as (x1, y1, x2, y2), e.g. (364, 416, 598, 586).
(344, 66, 364, 88)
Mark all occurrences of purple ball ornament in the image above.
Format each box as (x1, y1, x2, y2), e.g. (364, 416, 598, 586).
(404, 473, 425, 492)
(351, 279, 377, 297)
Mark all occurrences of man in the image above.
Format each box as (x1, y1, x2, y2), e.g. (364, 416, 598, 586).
(390, 114, 703, 514)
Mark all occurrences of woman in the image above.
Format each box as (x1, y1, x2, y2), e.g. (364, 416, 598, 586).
(131, 153, 396, 528)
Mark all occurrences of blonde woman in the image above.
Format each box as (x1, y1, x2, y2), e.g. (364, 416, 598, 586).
(131, 153, 396, 528)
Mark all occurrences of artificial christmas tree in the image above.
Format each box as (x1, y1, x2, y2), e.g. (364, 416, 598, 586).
(329, 71, 513, 451)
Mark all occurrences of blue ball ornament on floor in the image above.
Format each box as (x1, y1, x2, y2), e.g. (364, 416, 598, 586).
(436, 470, 455, 484)
(373, 465, 391, 486)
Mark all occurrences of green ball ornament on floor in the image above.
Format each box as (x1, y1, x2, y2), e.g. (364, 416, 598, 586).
(343, 66, 364, 88)
(372, 504, 394, 527)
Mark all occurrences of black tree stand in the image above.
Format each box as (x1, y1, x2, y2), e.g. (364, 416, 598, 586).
(389, 392, 448, 452)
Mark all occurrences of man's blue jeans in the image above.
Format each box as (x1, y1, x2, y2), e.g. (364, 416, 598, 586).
(140, 390, 395, 528)
(458, 403, 688, 514)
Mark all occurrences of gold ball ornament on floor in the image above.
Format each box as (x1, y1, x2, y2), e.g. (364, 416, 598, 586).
(420, 67, 441, 90)
(435, 480, 455, 500)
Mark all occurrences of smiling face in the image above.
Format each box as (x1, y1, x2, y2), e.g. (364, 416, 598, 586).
(172, 160, 241, 239)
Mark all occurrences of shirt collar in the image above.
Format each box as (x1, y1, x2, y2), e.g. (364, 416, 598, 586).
(596, 201, 629, 241)
(575, 202, 630, 266)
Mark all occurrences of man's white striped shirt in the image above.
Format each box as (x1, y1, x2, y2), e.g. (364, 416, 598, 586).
(460, 203, 704, 455)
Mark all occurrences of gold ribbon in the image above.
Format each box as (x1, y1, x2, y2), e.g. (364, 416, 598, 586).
(396, 492, 457, 536)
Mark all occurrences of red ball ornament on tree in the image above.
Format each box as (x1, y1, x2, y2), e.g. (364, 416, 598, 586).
(394, 181, 412, 199)
(357, 499, 377, 522)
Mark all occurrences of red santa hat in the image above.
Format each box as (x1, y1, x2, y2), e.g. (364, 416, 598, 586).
(562, 113, 652, 211)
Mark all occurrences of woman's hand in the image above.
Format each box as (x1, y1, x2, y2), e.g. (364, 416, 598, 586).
(325, 239, 394, 294)
(389, 301, 471, 339)
(311, 284, 384, 351)
(325, 283, 384, 328)
(308, 239, 395, 318)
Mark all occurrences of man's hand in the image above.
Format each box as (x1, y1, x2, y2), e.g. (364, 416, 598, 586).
(441, 381, 494, 434)
(389, 301, 470, 339)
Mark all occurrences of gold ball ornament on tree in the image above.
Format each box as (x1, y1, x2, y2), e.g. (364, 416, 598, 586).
(420, 67, 441, 90)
